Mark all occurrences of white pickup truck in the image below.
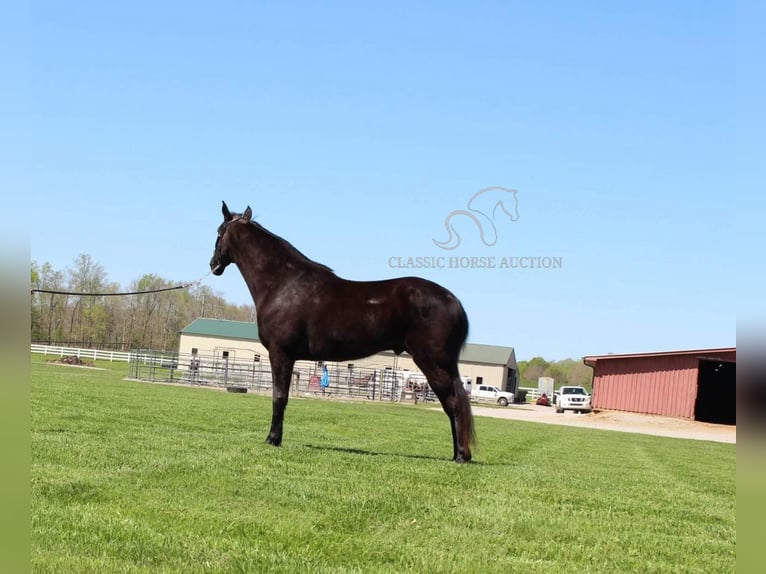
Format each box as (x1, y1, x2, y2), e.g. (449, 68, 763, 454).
(471, 384, 514, 407)
(555, 386, 592, 414)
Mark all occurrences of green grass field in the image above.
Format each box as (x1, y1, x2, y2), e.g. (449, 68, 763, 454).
(31, 355, 735, 573)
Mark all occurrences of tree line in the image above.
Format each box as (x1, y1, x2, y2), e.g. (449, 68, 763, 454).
(517, 356, 593, 391)
(31, 254, 255, 352)
(31, 255, 592, 384)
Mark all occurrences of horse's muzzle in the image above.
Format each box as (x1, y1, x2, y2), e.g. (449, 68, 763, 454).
(210, 255, 227, 276)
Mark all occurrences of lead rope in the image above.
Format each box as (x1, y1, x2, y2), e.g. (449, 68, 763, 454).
(31, 270, 214, 297)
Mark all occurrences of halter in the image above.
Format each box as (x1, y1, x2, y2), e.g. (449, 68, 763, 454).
(219, 213, 249, 237)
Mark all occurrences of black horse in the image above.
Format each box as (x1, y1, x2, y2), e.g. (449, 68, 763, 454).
(210, 202, 476, 462)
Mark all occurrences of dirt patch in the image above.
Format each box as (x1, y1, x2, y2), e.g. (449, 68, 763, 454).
(47, 355, 101, 368)
(470, 403, 735, 443)
(46, 355, 106, 371)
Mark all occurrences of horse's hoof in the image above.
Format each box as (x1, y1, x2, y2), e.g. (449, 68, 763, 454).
(265, 436, 282, 446)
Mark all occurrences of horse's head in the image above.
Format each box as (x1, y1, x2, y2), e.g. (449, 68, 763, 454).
(491, 188, 519, 223)
(210, 201, 252, 275)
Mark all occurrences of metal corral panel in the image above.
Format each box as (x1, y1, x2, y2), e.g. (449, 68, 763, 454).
(584, 349, 736, 419)
(179, 318, 517, 391)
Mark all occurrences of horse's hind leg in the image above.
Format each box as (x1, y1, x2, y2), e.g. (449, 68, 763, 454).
(266, 350, 295, 446)
(413, 355, 475, 463)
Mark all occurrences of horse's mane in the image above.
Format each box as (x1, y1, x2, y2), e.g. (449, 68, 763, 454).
(250, 221, 334, 274)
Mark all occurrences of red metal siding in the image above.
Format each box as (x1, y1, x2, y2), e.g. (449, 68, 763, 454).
(589, 351, 735, 419)
(591, 356, 692, 418)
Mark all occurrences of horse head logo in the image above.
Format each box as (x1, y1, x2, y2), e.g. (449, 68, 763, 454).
(433, 187, 519, 250)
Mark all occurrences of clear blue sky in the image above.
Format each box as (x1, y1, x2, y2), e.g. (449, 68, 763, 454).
(10, 1, 750, 360)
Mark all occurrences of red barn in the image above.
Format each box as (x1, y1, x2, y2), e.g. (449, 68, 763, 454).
(583, 348, 736, 424)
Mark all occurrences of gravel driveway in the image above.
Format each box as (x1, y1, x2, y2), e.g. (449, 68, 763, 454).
(471, 404, 736, 443)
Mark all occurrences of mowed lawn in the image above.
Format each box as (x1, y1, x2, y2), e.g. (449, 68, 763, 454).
(31, 356, 735, 573)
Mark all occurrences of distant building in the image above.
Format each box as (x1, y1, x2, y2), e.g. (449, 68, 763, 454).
(179, 318, 518, 393)
(583, 348, 736, 424)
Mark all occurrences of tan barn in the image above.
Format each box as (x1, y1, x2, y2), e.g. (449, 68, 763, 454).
(179, 318, 518, 393)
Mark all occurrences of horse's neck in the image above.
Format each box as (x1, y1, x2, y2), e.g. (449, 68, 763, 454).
(233, 225, 296, 305)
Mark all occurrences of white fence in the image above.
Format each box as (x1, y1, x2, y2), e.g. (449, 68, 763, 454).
(31, 344, 132, 363)
(518, 386, 543, 402)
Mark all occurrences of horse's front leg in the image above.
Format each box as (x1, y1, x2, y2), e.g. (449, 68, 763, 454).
(265, 350, 295, 446)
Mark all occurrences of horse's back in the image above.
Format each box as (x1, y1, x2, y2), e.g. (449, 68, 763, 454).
(283, 274, 467, 362)
(338, 275, 467, 329)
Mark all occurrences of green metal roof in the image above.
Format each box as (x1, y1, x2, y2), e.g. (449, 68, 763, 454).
(180, 318, 514, 367)
(181, 318, 259, 341)
(459, 343, 516, 366)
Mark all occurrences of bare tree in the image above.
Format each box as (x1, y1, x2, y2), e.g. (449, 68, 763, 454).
(31, 257, 256, 351)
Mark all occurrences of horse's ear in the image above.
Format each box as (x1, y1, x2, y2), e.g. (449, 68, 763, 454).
(243, 206, 252, 221)
(222, 201, 233, 221)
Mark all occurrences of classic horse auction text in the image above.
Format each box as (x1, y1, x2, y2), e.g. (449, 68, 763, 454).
(387, 255, 563, 270)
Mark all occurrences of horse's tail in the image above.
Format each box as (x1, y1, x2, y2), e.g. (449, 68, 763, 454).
(455, 374, 477, 451)
(432, 213, 462, 250)
(453, 301, 477, 452)
(433, 209, 482, 250)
